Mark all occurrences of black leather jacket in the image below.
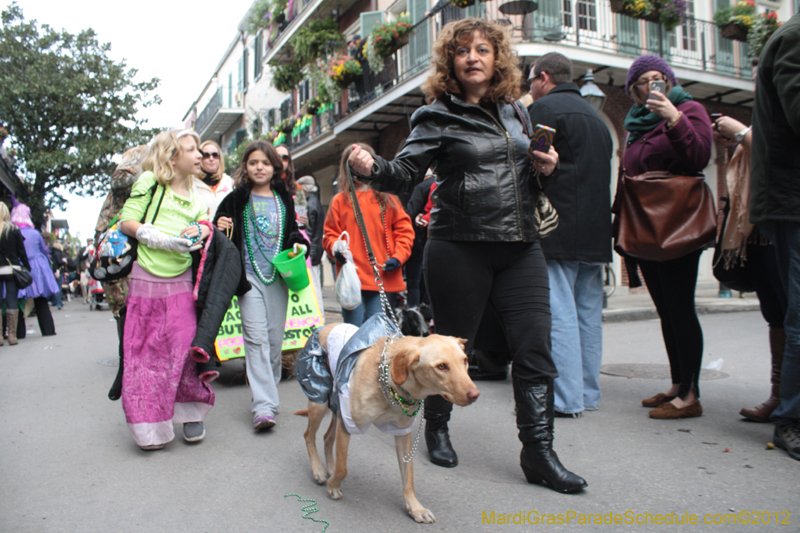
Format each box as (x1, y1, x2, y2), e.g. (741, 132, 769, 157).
(371, 94, 541, 242)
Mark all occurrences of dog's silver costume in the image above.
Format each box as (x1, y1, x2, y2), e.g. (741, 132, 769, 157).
(296, 314, 415, 436)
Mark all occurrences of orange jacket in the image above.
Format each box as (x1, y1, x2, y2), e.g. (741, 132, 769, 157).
(323, 190, 414, 293)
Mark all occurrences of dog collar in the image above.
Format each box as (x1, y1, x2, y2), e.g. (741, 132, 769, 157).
(377, 336, 422, 417)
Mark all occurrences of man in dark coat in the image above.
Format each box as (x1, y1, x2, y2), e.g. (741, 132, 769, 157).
(297, 175, 325, 312)
(528, 52, 613, 417)
(750, 12, 800, 461)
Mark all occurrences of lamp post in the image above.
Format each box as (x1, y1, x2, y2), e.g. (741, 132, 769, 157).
(580, 68, 606, 113)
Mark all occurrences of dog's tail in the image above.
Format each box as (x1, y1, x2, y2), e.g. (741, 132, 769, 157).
(293, 409, 309, 417)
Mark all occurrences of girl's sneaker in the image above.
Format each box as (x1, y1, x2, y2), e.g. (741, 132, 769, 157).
(254, 415, 276, 430)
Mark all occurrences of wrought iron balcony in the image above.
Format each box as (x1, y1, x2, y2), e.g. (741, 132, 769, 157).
(195, 87, 245, 141)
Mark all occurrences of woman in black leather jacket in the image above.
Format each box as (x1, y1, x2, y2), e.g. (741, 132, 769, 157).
(348, 18, 585, 493)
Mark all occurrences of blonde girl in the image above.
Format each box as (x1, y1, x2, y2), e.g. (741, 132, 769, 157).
(215, 140, 308, 431)
(118, 129, 214, 451)
(0, 202, 30, 345)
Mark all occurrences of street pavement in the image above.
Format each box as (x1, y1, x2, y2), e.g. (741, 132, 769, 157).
(1, 288, 797, 533)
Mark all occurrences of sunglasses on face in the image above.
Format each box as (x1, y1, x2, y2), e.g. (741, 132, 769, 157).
(280, 154, 290, 161)
(202, 152, 220, 160)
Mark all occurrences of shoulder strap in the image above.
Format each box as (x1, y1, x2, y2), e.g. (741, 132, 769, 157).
(511, 101, 531, 138)
(138, 183, 166, 225)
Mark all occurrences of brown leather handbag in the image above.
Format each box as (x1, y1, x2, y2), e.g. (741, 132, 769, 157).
(614, 171, 717, 262)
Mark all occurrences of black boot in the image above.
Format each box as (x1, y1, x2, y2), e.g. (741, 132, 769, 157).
(108, 306, 126, 401)
(424, 395, 458, 467)
(514, 377, 587, 493)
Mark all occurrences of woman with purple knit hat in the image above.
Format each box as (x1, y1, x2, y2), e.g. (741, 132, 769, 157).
(617, 54, 714, 419)
(11, 197, 58, 337)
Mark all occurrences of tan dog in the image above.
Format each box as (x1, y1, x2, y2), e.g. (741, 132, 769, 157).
(301, 323, 480, 523)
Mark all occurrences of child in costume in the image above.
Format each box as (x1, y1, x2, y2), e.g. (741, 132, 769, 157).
(215, 140, 307, 431)
(118, 129, 214, 451)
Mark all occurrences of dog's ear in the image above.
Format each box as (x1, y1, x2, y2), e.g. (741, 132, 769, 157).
(456, 338, 468, 353)
(390, 343, 421, 386)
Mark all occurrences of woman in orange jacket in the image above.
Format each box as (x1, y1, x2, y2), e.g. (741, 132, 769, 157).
(323, 143, 414, 326)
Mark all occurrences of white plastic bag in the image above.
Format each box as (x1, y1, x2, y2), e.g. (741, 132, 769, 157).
(332, 231, 362, 310)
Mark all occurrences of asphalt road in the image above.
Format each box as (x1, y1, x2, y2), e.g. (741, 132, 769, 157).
(1, 303, 798, 532)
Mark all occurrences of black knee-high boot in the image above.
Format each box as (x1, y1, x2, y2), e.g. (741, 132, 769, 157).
(108, 306, 126, 401)
(424, 394, 457, 467)
(514, 377, 587, 493)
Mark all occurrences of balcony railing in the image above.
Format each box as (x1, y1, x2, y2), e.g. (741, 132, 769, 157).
(481, 0, 752, 77)
(285, 0, 752, 153)
(195, 88, 223, 136)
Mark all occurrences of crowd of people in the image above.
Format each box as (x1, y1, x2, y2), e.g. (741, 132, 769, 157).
(7, 14, 796, 490)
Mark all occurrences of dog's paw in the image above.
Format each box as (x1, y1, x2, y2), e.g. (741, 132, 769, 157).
(326, 483, 343, 500)
(311, 467, 327, 485)
(409, 507, 436, 523)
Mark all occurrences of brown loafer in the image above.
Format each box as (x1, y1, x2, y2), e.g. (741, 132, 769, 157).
(649, 401, 703, 419)
(642, 393, 677, 408)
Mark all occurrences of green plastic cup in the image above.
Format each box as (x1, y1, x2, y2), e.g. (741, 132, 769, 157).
(272, 249, 310, 291)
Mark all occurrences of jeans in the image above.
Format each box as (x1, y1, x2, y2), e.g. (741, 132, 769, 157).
(239, 273, 289, 419)
(341, 290, 397, 327)
(547, 261, 604, 413)
(405, 255, 425, 308)
(759, 222, 800, 426)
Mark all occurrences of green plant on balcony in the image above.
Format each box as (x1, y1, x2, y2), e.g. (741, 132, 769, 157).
(448, 0, 488, 7)
(270, 60, 304, 93)
(657, 0, 688, 31)
(247, 0, 273, 34)
(610, 0, 656, 20)
(714, 0, 756, 41)
(290, 19, 346, 67)
(0, 125, 7, 143)
(363, 13, 413, 74)
(747, 11, 780, 57)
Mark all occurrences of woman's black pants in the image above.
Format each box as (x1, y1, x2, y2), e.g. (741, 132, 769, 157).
(422, 239, 556, 423)
(638, 250, 703, 399)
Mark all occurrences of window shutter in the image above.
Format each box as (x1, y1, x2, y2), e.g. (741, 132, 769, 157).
(243, 48, 249, 89)
(228, 73, 233, 107)
(409, 0, 430, 71)
(238, 58, 244, 93)
(616, 15, 640, 55)
(254, 33, 263, 78)
(360, 11, 384, 39)
(464, 1, 483, 19)
(234, 129, 247, 148)
(534, 0, 561, 39)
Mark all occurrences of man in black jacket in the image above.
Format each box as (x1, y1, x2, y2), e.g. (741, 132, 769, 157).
(297, 175, 325, 312)
(528, 52, 613, 418)
(750, 12, 800, 462)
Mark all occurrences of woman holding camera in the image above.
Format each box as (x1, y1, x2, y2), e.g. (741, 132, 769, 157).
(620, 55, 714, 419)
(347, 18, 585, 493)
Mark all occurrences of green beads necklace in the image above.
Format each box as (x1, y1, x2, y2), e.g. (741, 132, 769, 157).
(243, 193, 285, 285)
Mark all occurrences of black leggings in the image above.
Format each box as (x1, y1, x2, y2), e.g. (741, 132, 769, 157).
(638, 250, 703, 399)
(423, 240, 555, 420)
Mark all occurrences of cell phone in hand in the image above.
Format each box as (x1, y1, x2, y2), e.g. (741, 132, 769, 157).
(648, 80, 666, 100)
(710, 113, 723, 121)
(528, 124, 556, 161)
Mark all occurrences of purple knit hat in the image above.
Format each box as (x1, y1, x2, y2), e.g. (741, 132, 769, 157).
(10, 196, 34, 229)
(625, 54, 678, 95)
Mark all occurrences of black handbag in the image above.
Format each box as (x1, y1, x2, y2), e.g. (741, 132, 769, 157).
(712, 196, 754, 292)
(8, 261, 33, 289)
(89, 183, 165, 282)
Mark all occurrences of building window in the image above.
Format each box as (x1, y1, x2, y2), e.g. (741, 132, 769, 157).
(228, 73, 232, 107)
(563, 0, 572, 28)
(577, 0, 597, 31)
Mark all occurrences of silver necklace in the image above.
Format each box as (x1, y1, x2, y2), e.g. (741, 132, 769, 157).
(377, 336, 426, 463)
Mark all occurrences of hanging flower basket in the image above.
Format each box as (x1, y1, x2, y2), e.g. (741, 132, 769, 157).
(449, 0, 476, 7)
(643, 9, 660, 22)
(327, 55, 364, 90)
(720, 22, 749, 41)
(610, 0, 625, 13)
(394, 33, 410, 48)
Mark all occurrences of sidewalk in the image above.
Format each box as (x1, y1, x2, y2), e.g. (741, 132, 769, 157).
(319, 282, 760, 324)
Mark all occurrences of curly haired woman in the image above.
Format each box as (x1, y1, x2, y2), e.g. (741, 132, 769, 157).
(346, 18, 585, 493)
